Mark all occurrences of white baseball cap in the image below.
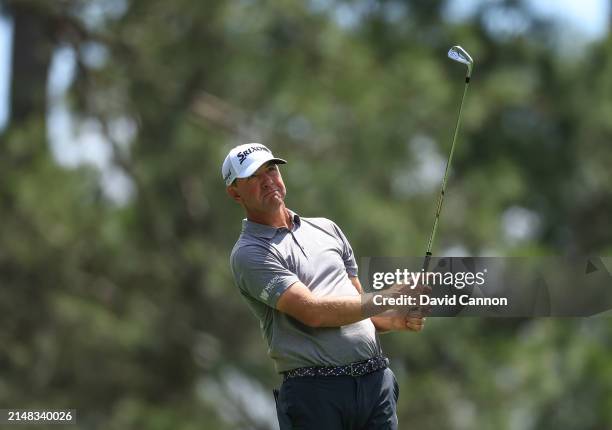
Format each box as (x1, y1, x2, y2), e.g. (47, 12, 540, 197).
(221, 143, 287, 186)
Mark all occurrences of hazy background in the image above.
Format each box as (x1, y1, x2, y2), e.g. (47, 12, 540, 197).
(1, 0, 611, 429)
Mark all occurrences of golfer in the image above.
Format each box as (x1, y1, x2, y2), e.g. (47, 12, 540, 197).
(223, 143, 425, 429)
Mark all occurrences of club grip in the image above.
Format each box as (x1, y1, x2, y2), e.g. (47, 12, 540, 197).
(423, 252, 432, 272)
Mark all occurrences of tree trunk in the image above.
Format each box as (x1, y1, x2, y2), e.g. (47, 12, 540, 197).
(5, 0, 55, 127)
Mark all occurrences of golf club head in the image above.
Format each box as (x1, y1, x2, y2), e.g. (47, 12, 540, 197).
(448, 46, 473, 77)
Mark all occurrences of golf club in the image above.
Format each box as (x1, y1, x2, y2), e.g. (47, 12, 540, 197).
(423, 46, 474, 272)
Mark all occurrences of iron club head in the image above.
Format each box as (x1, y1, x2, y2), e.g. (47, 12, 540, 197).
(448, 46, 473, 77)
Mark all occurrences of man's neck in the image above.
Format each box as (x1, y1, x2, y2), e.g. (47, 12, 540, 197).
(246, 205, 292, 229)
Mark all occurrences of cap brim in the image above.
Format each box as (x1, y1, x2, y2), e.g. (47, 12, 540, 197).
(236, 157, 287, 179)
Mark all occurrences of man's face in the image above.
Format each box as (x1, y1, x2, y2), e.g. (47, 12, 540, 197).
(228, 162, 287, 213)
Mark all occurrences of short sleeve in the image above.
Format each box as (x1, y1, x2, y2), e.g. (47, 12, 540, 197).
(231, 245, 300, 308)
(331, 221, 358, 277)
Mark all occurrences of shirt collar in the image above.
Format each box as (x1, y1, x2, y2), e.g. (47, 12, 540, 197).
(242, 209, 301, 239)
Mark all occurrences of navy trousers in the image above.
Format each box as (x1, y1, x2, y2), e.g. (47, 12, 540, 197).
(274, 367, 399, 430)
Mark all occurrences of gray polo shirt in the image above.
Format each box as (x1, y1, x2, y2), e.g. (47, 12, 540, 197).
(230, 211, 381, 373)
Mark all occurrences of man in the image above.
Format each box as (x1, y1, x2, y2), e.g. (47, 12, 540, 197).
(223, 143, 426, 429)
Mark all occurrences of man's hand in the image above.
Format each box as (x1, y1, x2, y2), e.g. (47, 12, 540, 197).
(371, 315, 426, 333)
(348, 276, 431, 332)
(370, 282, 431, 332)
(405, 316, 426, 331)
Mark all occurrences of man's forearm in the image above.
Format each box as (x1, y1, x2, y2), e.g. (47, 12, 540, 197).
(277, 279, 408, 328)
(308, 295, 372, 327)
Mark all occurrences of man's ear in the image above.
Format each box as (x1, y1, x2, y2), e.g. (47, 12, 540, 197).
(226, 185, 242, 203)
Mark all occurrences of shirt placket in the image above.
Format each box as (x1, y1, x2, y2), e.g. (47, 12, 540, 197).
(288, 227, 308, 259)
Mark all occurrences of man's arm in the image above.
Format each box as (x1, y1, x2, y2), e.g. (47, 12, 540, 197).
(276, 281, 371, 328)
(276, 277, 426, 330)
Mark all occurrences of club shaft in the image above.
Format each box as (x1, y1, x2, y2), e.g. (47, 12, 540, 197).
(423, 77, 470, 272)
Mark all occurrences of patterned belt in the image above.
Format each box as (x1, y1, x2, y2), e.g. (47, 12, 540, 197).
(282, 356, 389, 380)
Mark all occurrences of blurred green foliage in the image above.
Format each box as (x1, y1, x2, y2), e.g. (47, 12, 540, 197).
(1, 0, 611, 428)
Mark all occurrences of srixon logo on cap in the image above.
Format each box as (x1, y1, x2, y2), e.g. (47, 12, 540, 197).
(237, 146, 270, 164)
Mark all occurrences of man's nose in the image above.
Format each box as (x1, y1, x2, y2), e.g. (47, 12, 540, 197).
(260, 171, 274, 187)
